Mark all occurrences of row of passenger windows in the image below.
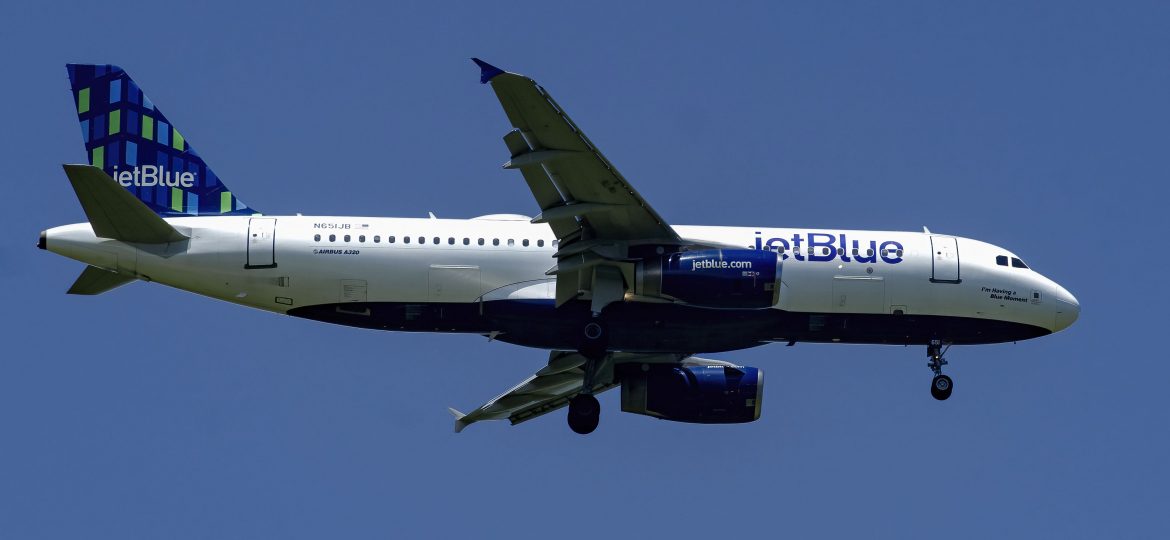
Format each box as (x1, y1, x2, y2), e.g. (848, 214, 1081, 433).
(995, 255, 1029, 269)
(312, 233, 551, 248)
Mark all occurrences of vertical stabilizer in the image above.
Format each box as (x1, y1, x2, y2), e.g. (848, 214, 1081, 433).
(66, 64, 256, 216)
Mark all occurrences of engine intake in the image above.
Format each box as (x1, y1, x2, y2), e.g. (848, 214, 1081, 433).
(619, 364, 764, 424)
(636, 249, 781, 308)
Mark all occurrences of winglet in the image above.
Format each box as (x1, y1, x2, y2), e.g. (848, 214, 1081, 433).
(471, 58, 504, 84)
(448, 407, 470, 433)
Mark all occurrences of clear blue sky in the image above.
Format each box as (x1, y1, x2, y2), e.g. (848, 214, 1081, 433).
(2, 1, 1167, 538)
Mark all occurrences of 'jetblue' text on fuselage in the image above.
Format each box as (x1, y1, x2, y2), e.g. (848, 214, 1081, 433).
(753, 232, 904, 264)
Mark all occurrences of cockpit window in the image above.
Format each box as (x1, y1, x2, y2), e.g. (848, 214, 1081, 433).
(996, 255, 1008, 266)
(1011, 257, 1028, 269)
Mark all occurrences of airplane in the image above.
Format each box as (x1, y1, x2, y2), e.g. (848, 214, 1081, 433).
(40, 60, 1079, 435)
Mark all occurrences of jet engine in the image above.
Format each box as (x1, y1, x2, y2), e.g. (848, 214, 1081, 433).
(635, 249, 781, 308)
(619, 363, 764, 424)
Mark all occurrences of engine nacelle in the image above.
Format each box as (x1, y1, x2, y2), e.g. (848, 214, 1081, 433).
(619, 364, 764, 424)
(636, 249, 781, 308)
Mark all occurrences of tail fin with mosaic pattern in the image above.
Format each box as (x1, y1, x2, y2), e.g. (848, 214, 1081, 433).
(66, 64, 255, 216)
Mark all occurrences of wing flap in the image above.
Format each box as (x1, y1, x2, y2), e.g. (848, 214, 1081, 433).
(501, 130, 578, 238)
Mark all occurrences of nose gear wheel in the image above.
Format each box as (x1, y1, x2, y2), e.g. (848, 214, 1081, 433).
(927, 340, 953, 401)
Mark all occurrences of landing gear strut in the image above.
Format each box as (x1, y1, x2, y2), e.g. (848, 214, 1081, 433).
(927, 339, 953, 401)
(568, 317, 608, 434)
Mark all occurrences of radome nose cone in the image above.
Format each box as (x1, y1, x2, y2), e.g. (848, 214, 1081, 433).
(38, 230, 46, 250)
(1053, 288, 1079, 332)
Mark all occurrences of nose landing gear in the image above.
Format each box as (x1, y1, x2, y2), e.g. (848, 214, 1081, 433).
(927, 340, 953, 401)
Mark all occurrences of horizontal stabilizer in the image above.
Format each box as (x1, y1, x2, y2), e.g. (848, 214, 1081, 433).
(63, 164, 188, 244)
(67, 265, 135, 295)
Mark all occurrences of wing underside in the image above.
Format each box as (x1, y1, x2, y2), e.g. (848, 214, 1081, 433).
(460, 60, 749, 432)
(475, 59, 684, 311)
(451, 350, 690, 432)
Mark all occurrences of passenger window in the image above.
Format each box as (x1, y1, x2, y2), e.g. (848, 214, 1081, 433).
(508, 239, 515, 246)
(896, 249, 903, 257)
(463, 238, 470, 245)
(404, 236, 411, 244)
(374, 235, 380, 243)
(417, 237, 424, 244)
(314, 234, 321, 242)
(996, 255, 1008, 266)
(537, 239, 545, 247)
(433, 237, 440, 245)
(359, 235, 366, 243)
(523, 239, 530, 247)
(478, 238, 485, 246)
(389, 236, 395, 243)
(867, 249, 874, 257)
(837, 247, 844, 256)
(329, 234, 336, 242)
(344, 235, 351, 242)
(822, 247, 830, 255)
(448, 237, 455, 245)
(493, 239, 500, 246)
(1011, 257, 1028, 269)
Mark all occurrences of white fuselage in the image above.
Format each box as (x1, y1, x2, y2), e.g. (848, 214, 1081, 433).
(43, 213, 1079, 350)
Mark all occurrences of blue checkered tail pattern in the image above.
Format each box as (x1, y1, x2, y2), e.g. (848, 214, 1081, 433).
(66, 64, 256, 216)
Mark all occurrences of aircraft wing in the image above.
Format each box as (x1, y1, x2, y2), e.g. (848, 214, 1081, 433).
(474, 59, 684, 310)
(450, 350, 689, 432)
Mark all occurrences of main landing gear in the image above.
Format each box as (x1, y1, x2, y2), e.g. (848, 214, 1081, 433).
(568, 318, 607, 435)
(567, 393, 600, 435)
(927, 339, 953, 401)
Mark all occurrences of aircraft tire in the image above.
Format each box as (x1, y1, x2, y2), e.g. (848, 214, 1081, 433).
(930, 374, 953, 401)
(568, 394, 600, 434)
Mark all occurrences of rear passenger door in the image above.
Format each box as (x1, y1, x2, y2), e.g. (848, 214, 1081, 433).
(246, 218, 277, 269)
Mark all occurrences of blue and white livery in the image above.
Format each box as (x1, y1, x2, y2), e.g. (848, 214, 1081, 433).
(40, 60, 1079, 434)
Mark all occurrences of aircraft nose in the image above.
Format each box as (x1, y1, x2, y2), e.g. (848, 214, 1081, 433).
(1052, 283, 1079, 332)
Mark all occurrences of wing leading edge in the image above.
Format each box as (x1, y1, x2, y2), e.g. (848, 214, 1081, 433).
(473, 58, 683, 311)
